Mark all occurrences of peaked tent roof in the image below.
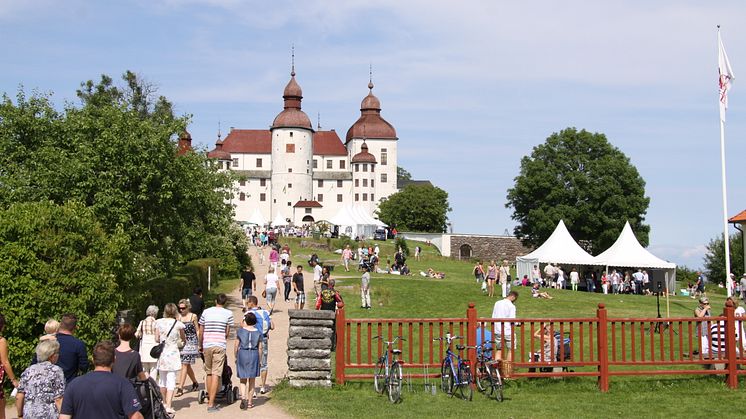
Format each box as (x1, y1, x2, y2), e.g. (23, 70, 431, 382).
(516, 220, 600, 265)
(247, 208, 267, 225)
(592, 221, 676, 269)
(272, 212, 287, 226)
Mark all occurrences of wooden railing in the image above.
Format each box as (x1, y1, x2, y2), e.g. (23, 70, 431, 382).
(334, 301, 745, 391)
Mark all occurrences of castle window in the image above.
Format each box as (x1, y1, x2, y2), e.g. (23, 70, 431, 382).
(239, 192, 245, 201)
(381, 173, 387, 183)
(239, 180, 246, 186)
(363, 193, 368, 201)
(337, 194, 343, 202)
(260, 193, 266, 201)
(305, 208, 312, 214)
(318, 180, 323, 187)
(371, 194, 375, 201)
(256, 158, 262, 168)
(355, 179, 359, 187)
(313, 159, 318, 169)
(232, 158, 239, 168)
(355, 164, 359, 172)
(290, 132, 294, 137)
(337, 180, 343, 187)
(371, 179, 375, 187)
(363, 179, 368, 187)
(371, 165, 375, 172)
(288, 202, 291, 206)
(286, 143, 295, 153)
(260, 179, 266, 187)
(339, 160, 346, 169)
(318, 194, 323, 202)
(288, 168, 292, 173)
(288, 183, 292, 189)
(363, 164, 368, 172)
(381, 148, 388, 166)
(326, 160, 333, 169)
(355, 193, 359, 202)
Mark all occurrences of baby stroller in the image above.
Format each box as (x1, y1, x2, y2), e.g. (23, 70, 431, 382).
(528, 332, 572, 373)
(198, 363, 240, 405)
(132, 377, 171, 419)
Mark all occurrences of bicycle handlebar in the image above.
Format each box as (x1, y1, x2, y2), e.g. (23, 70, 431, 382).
(372, 335, 406, 345)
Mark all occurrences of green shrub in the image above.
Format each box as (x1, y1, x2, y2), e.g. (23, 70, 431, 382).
(0, 201, 124, 374)
(394, 236, 410, 257)
(333, 236, 357, 251)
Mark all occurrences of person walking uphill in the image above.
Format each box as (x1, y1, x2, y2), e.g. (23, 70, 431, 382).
(235, 312, 262, 410)
(246, 296, 273, 395)
(60, 341, 143, 419)
(198, 293, 235, 413)
(499, 260, 511, 298)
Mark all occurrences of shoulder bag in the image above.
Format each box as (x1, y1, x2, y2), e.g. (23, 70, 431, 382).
(150, 319, 177, 359)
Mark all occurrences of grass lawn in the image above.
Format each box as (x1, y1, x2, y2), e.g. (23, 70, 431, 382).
(269, 237, 743, 418)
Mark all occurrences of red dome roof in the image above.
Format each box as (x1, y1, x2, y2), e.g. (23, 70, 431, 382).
(272, 71, 312, 130)
(351, 142, 377, 164)
(207, 141, 232, 161)
(345, 82, 396, 142)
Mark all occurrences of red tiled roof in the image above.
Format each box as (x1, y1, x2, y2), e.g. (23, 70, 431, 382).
(218, 129, 347, 156)
(314, 130, 347, 156)
(294, 200, 322, 208)
(729, 209, 746, 223)
(221, 130, 272, 154)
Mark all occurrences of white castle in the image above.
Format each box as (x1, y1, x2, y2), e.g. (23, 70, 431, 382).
(207, 66, 398, 227)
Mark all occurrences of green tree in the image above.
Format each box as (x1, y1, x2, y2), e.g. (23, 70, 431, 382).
(377, 184, 451, 232)
(0, 72, 247, 310)
(704, 231, 744, 285)
(506, 127, 650, 254)
(0, 201, 126, 372)
(397, 166, 412, 183)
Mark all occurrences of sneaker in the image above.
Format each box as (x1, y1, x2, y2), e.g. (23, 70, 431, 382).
(240, 399, 248, 410)
(253, 391, 257, 399)
(207, 406, 221, 413)
(260, 387, 267, 394)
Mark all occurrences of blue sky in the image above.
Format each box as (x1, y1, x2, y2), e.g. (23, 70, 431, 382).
(3, 0, 746, 269)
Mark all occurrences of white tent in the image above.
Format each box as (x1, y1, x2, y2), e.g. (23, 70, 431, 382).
(352, 205, 387, 227)
(271, 212, 287, 226)
(246, 208, 267, 226)
(592, 221, 677, 291)
(516, 220, 601, 280)
(329, 205, 378, 238)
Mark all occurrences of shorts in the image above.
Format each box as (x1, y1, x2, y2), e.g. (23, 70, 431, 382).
(494, 334, 514, 350)
(242, 288, 253, 299)
(158, 369, 177, 390)
(203, 346, 226, 376)
(295, 291, 306, 305)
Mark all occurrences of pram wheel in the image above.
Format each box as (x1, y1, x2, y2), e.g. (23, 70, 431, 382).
(198, 389, 207, 404)
(226, 386, 234, 404)
(232, 387, 240, 404)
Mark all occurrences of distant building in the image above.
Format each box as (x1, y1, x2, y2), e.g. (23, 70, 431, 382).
(207, 67, 399, 226)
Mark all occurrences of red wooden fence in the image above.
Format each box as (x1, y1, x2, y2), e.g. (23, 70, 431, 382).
(334, 301, 746, 391)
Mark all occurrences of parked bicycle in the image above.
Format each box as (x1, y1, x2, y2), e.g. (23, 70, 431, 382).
(434, 334, 473, 401)
(373, 335, 405, 403)
(470, 340, 503, 402)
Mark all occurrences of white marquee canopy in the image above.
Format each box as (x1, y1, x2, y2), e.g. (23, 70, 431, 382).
(592, 222, 676, 269)
(516, 220, 602, 279)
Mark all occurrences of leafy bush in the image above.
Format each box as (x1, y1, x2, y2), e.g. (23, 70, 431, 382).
(333, 236, 357, 252)
(0, 201, 125, 373)
(394, 236, 410, 257)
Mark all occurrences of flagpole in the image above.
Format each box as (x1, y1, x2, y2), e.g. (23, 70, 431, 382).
(718, 26, 733, 297)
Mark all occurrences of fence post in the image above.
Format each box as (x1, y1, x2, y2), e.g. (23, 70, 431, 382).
(335, 307, 346, 385)
(724, 299, 738, 389)
(466, 302, 477, 379)
(596, 303, 609, 392)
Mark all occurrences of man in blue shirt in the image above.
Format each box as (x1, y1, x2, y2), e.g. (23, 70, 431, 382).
(60, 341, 143, 419)
(247, 296, 273, 395)
(57, 314, 89, 383)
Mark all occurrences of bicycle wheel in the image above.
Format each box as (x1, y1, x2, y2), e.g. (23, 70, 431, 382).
(374, 359, 386, 394)
(440, 359, 454, 394)
(457, 363, 473, 401)
(475, 361, 488, 392)
(489, 364, 504, 402)
(388, 362, 403, 403)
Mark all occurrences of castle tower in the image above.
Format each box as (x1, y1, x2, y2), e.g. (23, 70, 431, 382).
(346, 77, 398, 207)
(270, 62, 314, 224)
(351, 141, 377, 214)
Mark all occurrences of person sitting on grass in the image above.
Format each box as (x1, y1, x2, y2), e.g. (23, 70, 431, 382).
(533, 324, 559, 363)
(426, 268, 446, 279)
(531, 283, 554, 299)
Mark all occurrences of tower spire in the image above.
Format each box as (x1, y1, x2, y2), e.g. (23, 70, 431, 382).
(291, 44, 296, 77)
(317, 112, 321, 130)
(368, 63, 374, 90)
(217, 120, 222, 141)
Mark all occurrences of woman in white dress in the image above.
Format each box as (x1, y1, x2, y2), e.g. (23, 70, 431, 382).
(135, 305, 159, 378)
(265, 267, 280, 313)
(156, 303, 186, 414)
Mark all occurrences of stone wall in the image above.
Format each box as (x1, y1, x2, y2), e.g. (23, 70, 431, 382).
(286, 309, 335, 388)
(449, 235, 531, 263)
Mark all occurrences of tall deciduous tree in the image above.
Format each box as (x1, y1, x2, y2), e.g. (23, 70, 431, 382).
(377, 184, 451, 232)
(506, 127, 650, 254)
(397, 166, 412, 183)
(704, 231, 743, 285)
